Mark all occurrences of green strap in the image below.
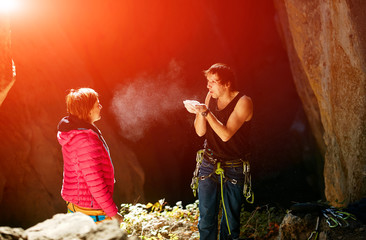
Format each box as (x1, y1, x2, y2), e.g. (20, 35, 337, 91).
(215, 162, 232, 236)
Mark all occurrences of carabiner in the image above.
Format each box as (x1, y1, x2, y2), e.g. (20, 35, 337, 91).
(322, 212, 339, 228)
(308, 216, 320, 240)
(308, 231, 319, 240)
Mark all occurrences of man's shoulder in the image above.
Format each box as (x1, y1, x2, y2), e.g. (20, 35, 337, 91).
(238, 95, 252, 105)
(234, 95, 253, 114)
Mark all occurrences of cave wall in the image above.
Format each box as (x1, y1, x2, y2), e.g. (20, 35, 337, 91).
(274, 0, 366, 206)
(0, 3, 145, 227)
(0, 15, 15, 106)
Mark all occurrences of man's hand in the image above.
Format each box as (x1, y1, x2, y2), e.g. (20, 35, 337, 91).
(183, 100, 201, 114)
(194, 104, 208, 114)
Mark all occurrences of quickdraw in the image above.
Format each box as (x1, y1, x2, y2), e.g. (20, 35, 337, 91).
(243, 161, 254, 204)
(190, 149, 204, 197)
(321, 208, 356, 228)
(306, 207, 357, 239)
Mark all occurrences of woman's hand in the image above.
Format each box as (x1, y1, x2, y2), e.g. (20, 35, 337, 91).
(111, 212, 123, 223)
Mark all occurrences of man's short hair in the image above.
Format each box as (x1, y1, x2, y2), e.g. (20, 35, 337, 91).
(66, 88, 98, 122)
(204, 63, 237, 90)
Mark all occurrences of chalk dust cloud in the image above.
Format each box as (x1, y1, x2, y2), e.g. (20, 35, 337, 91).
(111, 60, 196, 142)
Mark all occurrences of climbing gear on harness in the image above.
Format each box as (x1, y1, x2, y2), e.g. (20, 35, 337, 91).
(308, 216, 320, 240)
(216, 162, 232, 238)
(243, 161, 254, 204)
(190, 149, 204, 197)
(191, 149, 254, 204)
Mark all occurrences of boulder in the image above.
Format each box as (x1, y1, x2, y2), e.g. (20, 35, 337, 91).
(274, 0, 366, 206)
(25, 213, 97, 240)
(0, 212, 137, 240)
(0, 226, 26, 240)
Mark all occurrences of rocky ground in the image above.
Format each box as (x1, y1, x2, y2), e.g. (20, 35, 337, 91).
(0, 200, 365, 240)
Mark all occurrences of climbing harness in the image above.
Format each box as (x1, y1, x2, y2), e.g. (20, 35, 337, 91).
(66, 201, 111, 223)
(190, 149, 254, 204)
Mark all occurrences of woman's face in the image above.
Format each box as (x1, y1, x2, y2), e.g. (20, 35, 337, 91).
(89, 99, 102, 123)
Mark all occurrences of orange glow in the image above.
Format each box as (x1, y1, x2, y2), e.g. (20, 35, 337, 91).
(0, 0, 20, 14)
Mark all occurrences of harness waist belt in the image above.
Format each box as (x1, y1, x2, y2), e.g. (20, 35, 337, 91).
(203, 151, 243, 167)
(66, 202, 111, 222)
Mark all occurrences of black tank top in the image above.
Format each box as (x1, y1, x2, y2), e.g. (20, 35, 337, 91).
(205, 93, 252, 160)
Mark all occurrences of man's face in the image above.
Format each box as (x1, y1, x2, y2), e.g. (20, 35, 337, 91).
(206, 73, 227, 99)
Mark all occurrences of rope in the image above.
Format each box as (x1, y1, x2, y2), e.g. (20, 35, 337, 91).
(215, 162, 232, 237)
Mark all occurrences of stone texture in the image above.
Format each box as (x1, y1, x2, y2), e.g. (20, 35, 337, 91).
(274, 0, 366, 206)
(25, 213, 96, 240)
(0, 226, 26, 240)
(0, 213, 138, 240)
(0, 15, 16, 107)
(278, 213, 324, 240)
(24, 213, 131, 240)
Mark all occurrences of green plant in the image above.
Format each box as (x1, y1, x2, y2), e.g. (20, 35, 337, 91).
(120, 199, 200, 240)
(119, 199, 285, 240)
(240, 205, 285, 239)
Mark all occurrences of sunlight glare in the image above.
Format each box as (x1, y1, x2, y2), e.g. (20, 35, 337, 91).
(0, 0, 20, 14)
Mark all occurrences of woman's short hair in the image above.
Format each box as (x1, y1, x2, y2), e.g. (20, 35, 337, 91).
(203, 63, 237, 90)
(66, 88, 98, 122)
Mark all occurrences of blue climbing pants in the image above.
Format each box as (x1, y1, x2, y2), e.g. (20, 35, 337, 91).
(198, 158, 245, 240)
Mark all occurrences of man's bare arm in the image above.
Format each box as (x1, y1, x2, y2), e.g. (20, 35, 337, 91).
(193, 93, 211, 136)
(205, 96, 253, 142)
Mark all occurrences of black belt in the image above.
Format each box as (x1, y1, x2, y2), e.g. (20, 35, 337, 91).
(203, 151, 243, 167)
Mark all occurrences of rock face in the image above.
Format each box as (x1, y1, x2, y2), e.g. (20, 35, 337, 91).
(274, 0, 366, 206)
(0, 15, 16, 107)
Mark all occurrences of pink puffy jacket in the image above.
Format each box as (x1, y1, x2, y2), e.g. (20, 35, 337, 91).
(57, 129, 118, 217)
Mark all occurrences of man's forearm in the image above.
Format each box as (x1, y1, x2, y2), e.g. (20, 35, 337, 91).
(205, 112, 232, 142)
(194, 113, 207, 137)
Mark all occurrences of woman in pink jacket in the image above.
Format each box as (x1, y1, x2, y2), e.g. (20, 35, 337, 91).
(57, 88, 123, 223)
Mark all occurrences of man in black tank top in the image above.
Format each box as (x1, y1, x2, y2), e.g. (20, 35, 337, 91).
(184, 63, 253, 240)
